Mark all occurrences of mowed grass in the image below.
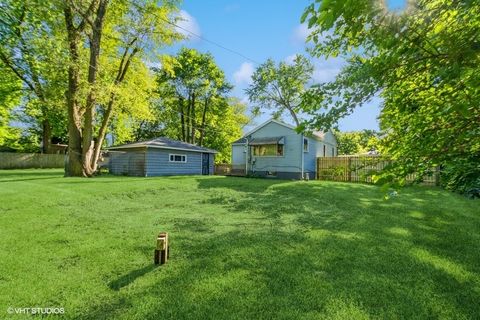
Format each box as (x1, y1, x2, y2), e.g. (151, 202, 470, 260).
(0, 169, 479, 320)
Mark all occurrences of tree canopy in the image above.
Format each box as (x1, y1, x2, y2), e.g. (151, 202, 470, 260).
(146, 48, 249, 163)
(335, 130, 381, 155)
(301, 0, 480, 194)
(246, 55, 314, 126)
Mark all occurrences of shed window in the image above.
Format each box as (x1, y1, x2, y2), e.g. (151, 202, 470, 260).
(253, 144, 283, 157)
(303, 138, 309, 152)
(169, 154, 187, 163)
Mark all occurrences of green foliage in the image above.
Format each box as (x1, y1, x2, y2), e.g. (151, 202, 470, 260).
(246, 55, 314, 126)
(440, 156, 480, 198)
(302, 0, 480, 194)
(0, 63, 22, 147)
(334, 130, 381, 155)
(148, 48, 249, 162)
(0, 0, 68, 150)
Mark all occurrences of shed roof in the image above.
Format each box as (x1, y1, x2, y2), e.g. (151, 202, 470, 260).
(107, 137, 217, 153)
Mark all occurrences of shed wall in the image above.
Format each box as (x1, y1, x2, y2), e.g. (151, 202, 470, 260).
(145, 148, 211, 176)
(109, 148, 146, 176)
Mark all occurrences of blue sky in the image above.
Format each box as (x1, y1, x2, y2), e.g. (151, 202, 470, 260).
(168, 0, 406, 131)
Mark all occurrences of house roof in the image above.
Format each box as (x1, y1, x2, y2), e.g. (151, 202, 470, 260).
(107, 137, 218, 153)
(249, 136, 285, 145)
(232, 137, 247, 144)
(233, 118, 326, 144)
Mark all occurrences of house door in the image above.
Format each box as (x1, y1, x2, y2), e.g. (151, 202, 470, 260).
(202, 153, 210, 175)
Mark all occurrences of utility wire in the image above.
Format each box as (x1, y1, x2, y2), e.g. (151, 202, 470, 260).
(157, 15, 260, 65)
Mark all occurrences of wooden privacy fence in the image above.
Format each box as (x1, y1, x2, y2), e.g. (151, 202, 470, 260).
(317, 156, 439, 186)
(0, 152, 65, 169)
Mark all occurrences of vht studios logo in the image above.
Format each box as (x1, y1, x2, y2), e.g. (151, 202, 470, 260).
(7, 307, 65, 315)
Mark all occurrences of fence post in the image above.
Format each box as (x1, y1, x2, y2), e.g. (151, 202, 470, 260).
(348, 157, 352, 182)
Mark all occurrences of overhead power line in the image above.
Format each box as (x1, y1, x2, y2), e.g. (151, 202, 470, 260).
(158, 15, 260, 65)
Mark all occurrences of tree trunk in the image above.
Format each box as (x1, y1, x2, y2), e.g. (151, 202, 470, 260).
(198, 97, 209, 146)
(186, 93, 192, 143)
(179, 97, 186, 142)
(64, 4, 85, 177)
(191, 91, 196, 144)
(41, 119, 52, 153)
(82, 0, 107, 176)
(288, 107, 300, 127)
(90, 44, 138, 173)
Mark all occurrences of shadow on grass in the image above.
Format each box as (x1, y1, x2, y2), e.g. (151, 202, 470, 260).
(0, 176, 60, 183)
(81, 228, 480, 319)
(108, 264, 159, 291)
(76, 177, 480, 319)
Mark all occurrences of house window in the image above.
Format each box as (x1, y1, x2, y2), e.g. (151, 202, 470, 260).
(323, 145, 326, 157)
(169, 154, 187, 163)
(303, 138, 309, 152)
(252, 144, 283, 157)
(332, 147, 335, 156)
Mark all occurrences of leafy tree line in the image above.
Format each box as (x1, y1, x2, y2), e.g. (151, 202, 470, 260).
(0, 0, 248, 175)
(334, 130, 381, 155)
(134, 48, 249, 163)
(299, 0, 479, 195)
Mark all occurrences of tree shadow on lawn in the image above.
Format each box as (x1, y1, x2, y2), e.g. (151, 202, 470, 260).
(80, 229, 480, 319)
(0, 170, 63, 182)
(0, 176, 60, 183)
(78, 178, 480, 319)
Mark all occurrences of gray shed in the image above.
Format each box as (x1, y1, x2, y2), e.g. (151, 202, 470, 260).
(107, 137, 217, 177)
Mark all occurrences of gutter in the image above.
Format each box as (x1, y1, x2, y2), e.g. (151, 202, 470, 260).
(245, 138, 249, 175)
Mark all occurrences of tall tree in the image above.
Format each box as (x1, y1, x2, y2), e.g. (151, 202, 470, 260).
(63, 0, 180, 176)
(302, 0, 480, 194)
(156, 48, 233, 144)
(0, 0, 68, 153)
(0, 63, 22, 147)
(246, 54, 314, 126)
(334, 130, 381, 155)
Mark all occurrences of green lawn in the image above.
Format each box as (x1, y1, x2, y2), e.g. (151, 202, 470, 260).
(0, 169, 479, 319)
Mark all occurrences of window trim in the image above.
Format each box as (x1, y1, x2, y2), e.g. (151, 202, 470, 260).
(252, 144, 284, 157)
(303, 138, 309, 153)
(169, 153, 187, 163)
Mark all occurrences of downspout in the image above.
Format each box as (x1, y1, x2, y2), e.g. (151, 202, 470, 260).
(244, 138, 248, 175)
(301, 134, 304, 180)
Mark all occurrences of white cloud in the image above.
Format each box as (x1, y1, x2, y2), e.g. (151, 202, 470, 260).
(292, 23, 311, 44)
(176, 10, 201, 40)
(284, 54, 298, 65)
(240, 96, 250, 105)
(283, 54, 343, 83)
(292, 23, 333, 46)
(312, 57, 345, 83)
(233, 62, 254, 85)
